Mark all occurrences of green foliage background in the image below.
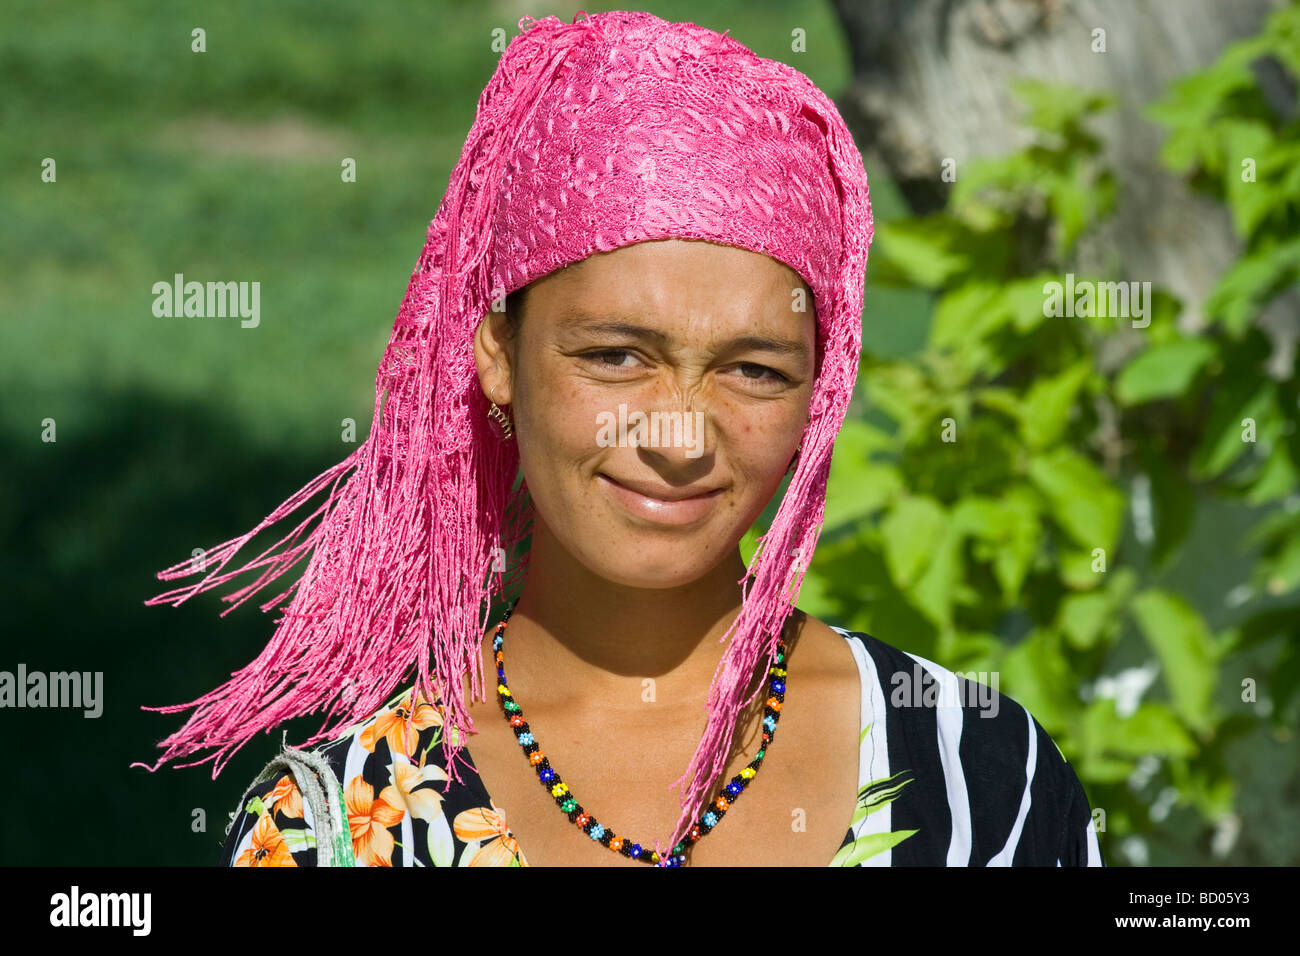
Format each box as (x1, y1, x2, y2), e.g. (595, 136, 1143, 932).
(746, 3, 1300, 866)
(1, 0, 1295, 865)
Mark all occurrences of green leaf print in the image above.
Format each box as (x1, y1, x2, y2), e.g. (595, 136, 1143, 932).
(427, 813, 455, 867)
(245, 796, 267, 818)
(830, 829, 920, 867)
(278, 828, 317, 853)
(849, 770, 915, 829)
(833, 728, 919, 866)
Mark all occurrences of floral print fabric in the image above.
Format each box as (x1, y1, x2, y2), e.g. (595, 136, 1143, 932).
(219, 629, 1104, 867)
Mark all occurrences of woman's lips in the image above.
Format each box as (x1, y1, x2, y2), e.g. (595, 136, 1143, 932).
(597, 474, 723, 527)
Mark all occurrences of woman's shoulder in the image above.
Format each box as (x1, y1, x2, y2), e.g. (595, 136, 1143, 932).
(218, 681, 460, 867)
(825, 621, 1104, 866)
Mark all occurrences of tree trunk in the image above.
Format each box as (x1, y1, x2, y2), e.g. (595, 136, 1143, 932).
(833, 0, 1294, 362)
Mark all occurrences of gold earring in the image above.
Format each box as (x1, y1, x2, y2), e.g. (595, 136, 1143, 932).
(488, 384, 514, 441)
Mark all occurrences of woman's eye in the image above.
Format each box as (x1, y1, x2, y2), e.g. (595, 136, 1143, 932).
(584, 349, 642, 369)
(581, 352, 788, 384)
(734, 363, 789, 384)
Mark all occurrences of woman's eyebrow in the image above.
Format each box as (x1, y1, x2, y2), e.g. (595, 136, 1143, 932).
(561, 313, 809, 359)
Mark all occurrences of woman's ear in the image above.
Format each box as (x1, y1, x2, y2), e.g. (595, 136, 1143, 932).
(473, 308, 514, 405)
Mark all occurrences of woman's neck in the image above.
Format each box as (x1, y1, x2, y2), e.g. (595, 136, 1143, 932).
(487, 521, 761, 720)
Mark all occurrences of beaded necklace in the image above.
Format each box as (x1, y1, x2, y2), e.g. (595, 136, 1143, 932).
(491, 600, 788, 866)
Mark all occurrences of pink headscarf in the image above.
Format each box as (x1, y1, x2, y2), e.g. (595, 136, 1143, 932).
(136, 9, 873, 863)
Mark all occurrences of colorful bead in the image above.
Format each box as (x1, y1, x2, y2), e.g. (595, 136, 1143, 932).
(493, 599, 788, 866)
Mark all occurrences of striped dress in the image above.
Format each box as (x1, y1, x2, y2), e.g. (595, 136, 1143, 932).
(219, 627, 1105, 867)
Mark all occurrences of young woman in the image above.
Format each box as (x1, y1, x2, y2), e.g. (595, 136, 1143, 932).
(137, 10, 1103, 868)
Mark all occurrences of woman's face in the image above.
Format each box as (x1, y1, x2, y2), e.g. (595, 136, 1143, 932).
(475, 238, 817, 590)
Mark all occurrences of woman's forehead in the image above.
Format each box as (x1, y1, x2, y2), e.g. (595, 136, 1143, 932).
(530, 238, 811, 304)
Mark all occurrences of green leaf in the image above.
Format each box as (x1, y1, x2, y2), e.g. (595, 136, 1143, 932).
(1226, 603, 1300, 654)
(1190, 377, 1275, 480)
(829, 828, 919, 867)
(823, 419, 903, 532)
(1021, 359, 1092, 449)
(427, 814, 455, 868)
(879, 496, 946, 588)
(1114, 338, 1217, 406)
(1027, 447, 1124, 554)
(950, 151, 1042, 208)
(1083, 698, 1198, 758)
(278, 828, 317, 853)
(1057, 591, 1113, 651)
(873, 218, 970, 289)
(1009, 78, 1115, 137)
(1131, 589, 1219, 735)
(957, 488, 1041, 601)
(1057, 543, 1107, 590)
(849, 770, 915, 827)
(1004, 275, 1059, 334)
(1244, 443, 1300, 505)
(739, 525, 761, 568)
(930, 282, 1004, 350)
(1222, 119, 1281, 238)
(863, 361, 933, 438)
(1078, 754, 1139, 784)
(1258, 531, 1300, 597)
(1145, 56, 1257, 142)
(999, 628, 1076, 732)
(1205, 238, 1300, 336)
(909, 519, 966, 630)
(974, 385, 1024, 424)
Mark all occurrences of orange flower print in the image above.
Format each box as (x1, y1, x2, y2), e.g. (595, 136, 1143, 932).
(264, 773, 304, 819)
(360, 686, 443, 760)
(388, 757, 449, 823)
(235, 812, 298, 867)
(453, 804, 529, 866)
(345, 775, 406, 867)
